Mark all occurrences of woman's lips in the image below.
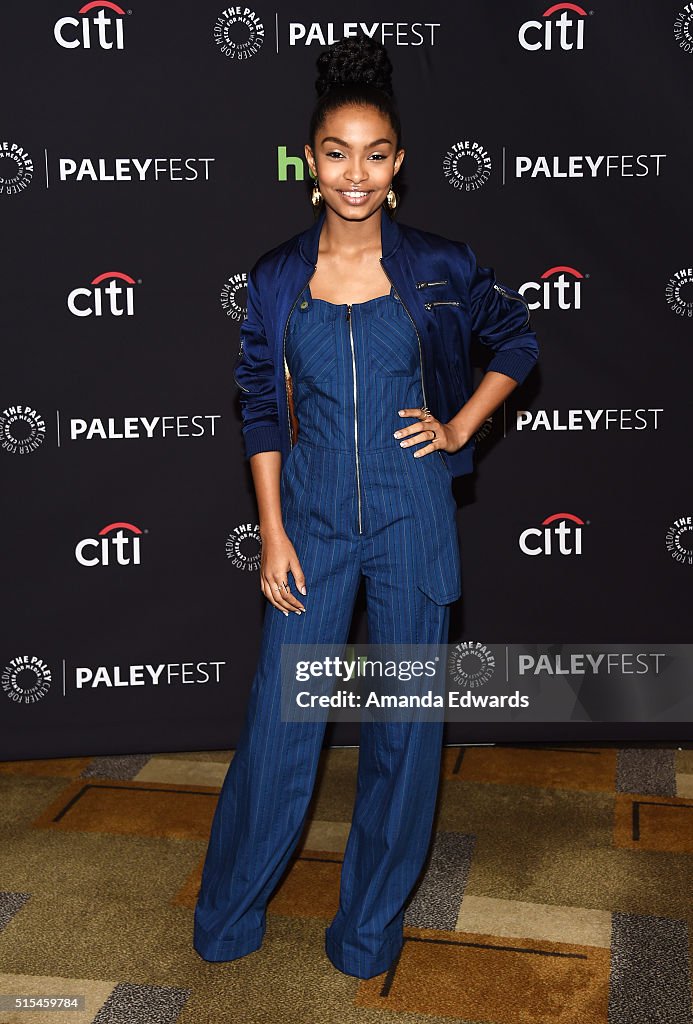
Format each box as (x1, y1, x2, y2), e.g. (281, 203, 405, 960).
(336, 189, 373, 206)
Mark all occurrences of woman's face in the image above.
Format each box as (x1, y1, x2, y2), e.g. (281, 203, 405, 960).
(305, 103, 404, 220)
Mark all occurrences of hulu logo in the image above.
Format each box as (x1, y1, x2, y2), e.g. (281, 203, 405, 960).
(277, 146, 315, 182)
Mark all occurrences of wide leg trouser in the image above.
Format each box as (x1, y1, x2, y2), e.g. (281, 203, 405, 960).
(192, 503, 450, 979)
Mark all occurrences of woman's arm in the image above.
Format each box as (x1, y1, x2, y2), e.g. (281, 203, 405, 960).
(446, 370, 518, 449)
(248, 451, 307, 616)
(250, 450, 284, 536)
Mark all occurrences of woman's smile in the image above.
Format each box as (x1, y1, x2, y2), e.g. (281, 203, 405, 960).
(335, 188, 374, 206)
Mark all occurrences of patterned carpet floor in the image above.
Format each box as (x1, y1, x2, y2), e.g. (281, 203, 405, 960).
(0, 743, 692, 1023)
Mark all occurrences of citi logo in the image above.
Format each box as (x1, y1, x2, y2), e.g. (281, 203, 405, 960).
(518, 3, 588, 51)
(520, 265, 585, 311)
(76, 521, 143, 566)
(519, 512, 586, 555)
(55, 1, 126, 50)
(68, 271, 137, 317)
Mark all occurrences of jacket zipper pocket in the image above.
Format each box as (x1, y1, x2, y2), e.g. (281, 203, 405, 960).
(233, 341, 251, 392)
(416, 279, 448, 289)
(493, 282, 531, 330)
(424, 300, 461, 310)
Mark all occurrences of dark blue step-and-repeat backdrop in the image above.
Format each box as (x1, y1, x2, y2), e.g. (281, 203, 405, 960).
(2, 2, 692, 758)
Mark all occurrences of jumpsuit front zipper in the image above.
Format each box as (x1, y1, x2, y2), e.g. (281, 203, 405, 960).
(380, 258, 450, 475)
(346, 303, 363, 534)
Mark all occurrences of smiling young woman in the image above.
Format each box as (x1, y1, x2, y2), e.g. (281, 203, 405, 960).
(193, 35, 539, 980)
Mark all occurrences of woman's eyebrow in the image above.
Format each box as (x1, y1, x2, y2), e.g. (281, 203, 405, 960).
(320, 136, 393, 147)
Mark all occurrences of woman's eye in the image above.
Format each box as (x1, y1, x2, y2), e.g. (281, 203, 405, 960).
(324, 151, 386, 160)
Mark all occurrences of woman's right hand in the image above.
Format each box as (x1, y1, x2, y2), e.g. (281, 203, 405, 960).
(259, 526, 307, 616)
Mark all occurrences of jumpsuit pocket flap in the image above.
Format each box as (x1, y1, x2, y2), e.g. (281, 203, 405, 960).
(415, 561, 462, 606)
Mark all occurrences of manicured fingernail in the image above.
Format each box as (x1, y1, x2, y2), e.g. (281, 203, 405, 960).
(300, 585, 307, 595)
(398, 410, 405, 416)
(283, 610, 289, 617)
(393, 432, 401, 438)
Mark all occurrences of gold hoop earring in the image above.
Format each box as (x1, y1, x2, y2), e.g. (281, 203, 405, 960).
(311, 178, 323, 207)
(386, 186, 398, 211)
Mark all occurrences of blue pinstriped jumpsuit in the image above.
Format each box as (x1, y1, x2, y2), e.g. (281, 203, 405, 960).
(193, 282, 462, 979)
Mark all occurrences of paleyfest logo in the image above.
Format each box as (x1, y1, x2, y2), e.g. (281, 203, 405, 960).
(0, 141, 33, 197)
(54, 1, 127, 50)
(0, 405, 46, 455)
(519, 2, 589, 51)
(57, 155, 215, 182)
(287, 21, 441, 46)
(2, 656, 52, 704)
(442, 141, 665, 191)
(214, 6, 265, 59)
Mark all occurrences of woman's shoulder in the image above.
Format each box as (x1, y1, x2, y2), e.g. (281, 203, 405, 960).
(397, 218, 474, 260)
(248, 228, 303, 282)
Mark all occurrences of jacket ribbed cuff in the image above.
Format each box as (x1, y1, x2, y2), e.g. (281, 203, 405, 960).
(485, 350, 538, 385)
(243, 424, 282, 459)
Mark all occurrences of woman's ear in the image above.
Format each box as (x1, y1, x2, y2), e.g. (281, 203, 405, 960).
(304, 144, 317, 179)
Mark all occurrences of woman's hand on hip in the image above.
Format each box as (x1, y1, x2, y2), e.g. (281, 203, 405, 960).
(393, 406, 465, 458)
(259, 526, 307, 616)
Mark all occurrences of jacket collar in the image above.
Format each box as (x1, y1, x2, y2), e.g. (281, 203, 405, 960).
(297, 204, 403, 266)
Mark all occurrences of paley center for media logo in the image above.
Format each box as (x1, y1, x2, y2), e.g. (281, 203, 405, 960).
(674, 3, 693, 52)
(665, 268, 693, 317)
(220, 271, 248, 321)
(2, 656, 52, 704)
(518, 2, 590, 51)
(0, 405, 46, 455)
(226, 522, 263, 572)
(0, 141, 33, 197)
(442, 140, 667, 191)
(520, 512, 587, 555)
(665, 515, 693, 566)
(214, 6, 265, 58)
(54, 1, 128, 50)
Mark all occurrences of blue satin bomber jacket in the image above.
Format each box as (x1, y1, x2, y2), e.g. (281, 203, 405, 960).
(233, 205, 540, 478)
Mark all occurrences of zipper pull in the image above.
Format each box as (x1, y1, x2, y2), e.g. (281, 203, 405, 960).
(346, 303, 351, 321)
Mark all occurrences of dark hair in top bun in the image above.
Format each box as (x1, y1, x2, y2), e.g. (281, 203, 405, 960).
(308, 36, 402, 152)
